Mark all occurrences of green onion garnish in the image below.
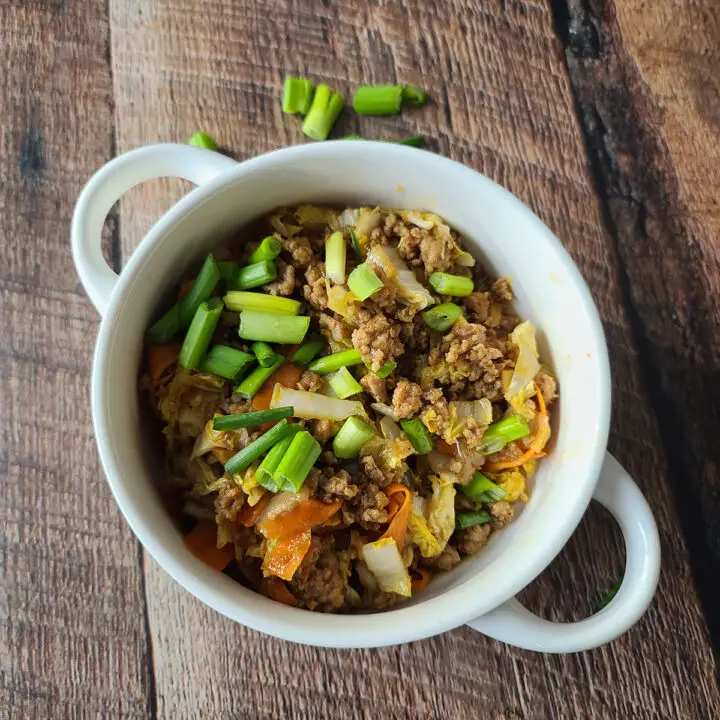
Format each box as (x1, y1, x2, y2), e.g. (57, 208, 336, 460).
(213, 406, 294, 431)
(428, 272, 474, 297)
(325, 231, 346, 284)
(218, 261, 239, 285)
(332, 416, 376, 459)
(302, 84, 344, 141)
(224, 419, 291, 476)
(328, 366, 362, 399)
(462, 472, 508, 503)
(252, 342, 277, 368)
(257, 425, 304, 491)
(179, 254, 221, 327)
(597, 578, 623, 610)
(200, 344, 255, 381)
(238, 311, 310, 345)
(397, 135, 424, 147)
(348, 227, 363, 263)
(282, 77, 314, 115)
(400, 417, 434, 454)
(234, 354, 284, 399)
(248, 236, 282, 265)
(235, 260, 278, 290)
(367, 359, 397, 378)
(178, 297, 224, 370)
(273, 430, 322, 492)
(147, 303, 181, 344)
(477, 415, 531, 454)
(308, 349, 363, 375)
(347, 263, 383, 300)
(401, 87, 428, 107)
(456, 511, 492, 530)
(223, 291, 301, 316)
(188, 132, 217, 151)
(290, 336, 326, 366)
(353, 85, 403, 115)
(422, 302, 462, 332)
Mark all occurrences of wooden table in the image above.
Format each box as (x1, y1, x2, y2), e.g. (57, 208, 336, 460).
(2, 1, 718, 717)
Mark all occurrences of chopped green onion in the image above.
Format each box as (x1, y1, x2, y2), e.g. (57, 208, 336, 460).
(234, 354, 284, 399)
(477, 415, 530, 454)
(248, 236, 282, 265)
(422, 302, 462, 332)
(348, 263, 383, 300)
(308, 349, 363, 375)
(456, 511, 492, 530)
(462, 472, 508, 503)
(353, 85, 403, 115)
(401, 87, 428, 107)
(273, 430, 322, 492)
(200, 344, 254, 381)
(235, 260, 278, 290)
(224, 419, 291, 476)
(238, 311, 310, 344)
(147, 303, 181, 344)
(223, 291, 301, 316)
(302, 84, 344, 141)
(188, 132, 217, 151)
(325, 231, 347, 284)
(218, 261, 239, 285)
(257, 425, 304, 491)
(282, 77, 314, 115)
(179, 254, 221, 327)
(428, 272, 474, 297)
(290, 336, 326, 366)
(397, 135, 424, 148)
(348, 227, 363, 263)
(213, 406, 294, 431)
(178, 297, 224, 370)
(400, 417, 434, 454)
(328, 366, 362, 399)
(252, 342, 277, 368)
(597, 578, 623, 610)
(366, 359, 396, 378)
(333, 416, 376, 459)
(343, 135, 365, 140)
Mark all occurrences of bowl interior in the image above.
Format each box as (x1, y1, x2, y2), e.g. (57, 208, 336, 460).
(94, 143, 610, 646)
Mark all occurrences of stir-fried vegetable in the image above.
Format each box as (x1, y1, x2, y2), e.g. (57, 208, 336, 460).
(324, 231, 346, 284)
(179, 297, 224, 370)
(427, 474, 456, 549)
(476, 414, 530, 454)
(248, 236, 283, 264)
(462, 472, 507, 503)
(282, 77, 314, 115)
(380, 483, 412, 549)
(224, 419, 292, 476)
(213, 406, 294, 431)
(333, 416, 376, 458)
(447, 399, 493, 441)
(239, 311, 310, 344)
(361, 538, 411, 596)
(400, 418, 434, 454)
(328, 366, 362, 399)
(200, 344, 254, 381)
(270, 385, 366, 421)
(235, 354, 284, 400)
(257, 426, 304, 492)
(347, 263, 383, 300)
(224, 291, 301, 315)
(290, 336, 326, 366)
(365, 245, 435, 310)
(505, 321, 541, 419)
(184, 521, 233, 571)
(456, 512, 491, 529)
(273, 430, 321, 492)
(308, 349, 363, 375)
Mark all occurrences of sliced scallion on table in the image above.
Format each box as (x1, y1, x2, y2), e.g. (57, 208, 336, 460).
(401, 87, 428, 107)
(348, 227, 363, 263)
(200, 344, 254, 381)
(325, 231, 347, 284)
(422, 302, 462, 332)
(397, 135, 424, 147)
(290, 336, 326, 366)
(147, 303, 181, 344)
(428, 272, 474, 297)
(188, 131, 217, 151)
(333, 416, 376, 459)
(224, 418, 291, 476)
(462, 472, 508, 503)
(218, 261, 239, 285)
(178, 297, 224, 370)
(272, 430, 322, 492)
(353, 85, 403, 115)
(477, 415, 530, 454)
(239, 311, 310, 344)
(235, 260, 278, 290)
(347, 263, 383, 300)
(282, 77, 314, 115)
(248, 236, 282, 264)
(328, 366, 362, 399)
(400, 417, 434, 454)
(213, 406, 294, 431)
(252, 341, 277, 368)
(456, 511, 491, 530)
(302, 84, 344, 141)
(223, 291, 301, 315)
(308, 349, 363, 375)
(257, 425, 304, 491)
(179, 254, 221, 327)
(234, 354, 284, 399)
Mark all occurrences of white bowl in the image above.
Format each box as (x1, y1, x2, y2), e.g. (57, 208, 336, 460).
(72, 142, 660, 652)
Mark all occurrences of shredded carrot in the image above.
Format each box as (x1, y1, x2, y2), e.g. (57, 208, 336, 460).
(237, 493, 270, 527)
(266, 577, 298, 606)
(534, 383, 547, 416)
(184, 521, 234, 571)
(381, 483, 412, 549)
(252, 363, 305, 411)
(435, 439, 457, 455)
(484, 448, 546, 472)
(147, 342, 181, 386)
(411, 568, 432, 593)
(262, 531, 312, 581)
(259, 499, 342, 539)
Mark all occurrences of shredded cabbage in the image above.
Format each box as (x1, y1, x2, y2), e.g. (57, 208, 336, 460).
(365, 245, 435, 310)
(294, 205, 339, 229)
(427, 474, 456, 549)
(270, 385, 366, 421)
(407, 505, 443, 557)
(191, 417, 247, 459)
(189, 458, 228, 498)
(486, 469, 528, 502)
(361, 538, 411, 596)
(447, 399, 492, 440)
(234, 462, 265, 506)
(326, 281, 358, 320)
(505, 321, 541, 420)
(361, 436, 414, 475)
(159, 368, 225, 439)
(268, 213, 302, 238)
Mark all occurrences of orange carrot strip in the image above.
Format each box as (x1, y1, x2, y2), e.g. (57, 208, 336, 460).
(266, 577, 298, 606)
(381, 483, 412, 549)
(484, 449, 546, 472)
(262, 531, 312, 581)
(183, 521, 234, 571)
(534, 383, 547, 416)
(259, 499, 342, 540)
(147, 342, 181, 386)
(237, 493, 270, 527)
(252, 363, 305, 411)
(411, 568, 432, 593)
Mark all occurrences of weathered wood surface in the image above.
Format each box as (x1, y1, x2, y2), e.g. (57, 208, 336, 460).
(1, 0, 718, 717)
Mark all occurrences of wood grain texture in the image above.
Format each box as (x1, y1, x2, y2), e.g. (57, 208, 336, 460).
(0, 1, 152, 717)
(108, 1, 719, 718)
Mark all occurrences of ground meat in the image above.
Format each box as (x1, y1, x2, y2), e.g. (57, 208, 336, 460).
(419, 388, 451, 439)
(290, 535, 350, 612)
(464, 376, 504, 402)
(490, 500, 514, 528)
(363, 587, 402, 610)
(360, 372, 388, 403)
(281, 234, 314, 268)
(486, 441, 524, 465)
(310, 419, 337, 445)
(363, 263, 397, 311)
(456, 523, 492, 556)
(219, 398, 253, 415)
(264, 258, 295, 296)
(318, 313, 354, 348)
(321, 450, 340, 466)
(395, 221, 456, 276)
(311, 467, 358, 503)
(535, 370, 558, 405)
(491, 277, 513, 302)
(392, 379, 423, 420)
(462, 417, 486, 448)
(214, 485, 245, 524)
(421, 545, 461, 571)
(303, 262, 328, 310)
(360, 454, 402, 488)
(464, 292, 491, 324)
(297, 369, 324, 393)
(351, 313, 404, 371)
(346, 482, 389, 529)
(399, 314, 430, 353)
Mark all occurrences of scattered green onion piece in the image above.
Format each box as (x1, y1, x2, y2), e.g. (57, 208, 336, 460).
(200, 345, 255, 381)
(428, 272, 474, 297)
(218, 261, 239, 285)
(302, 84, 344, 141)
(290, 336, 326, 366)
(462, 472, 508, 503)
(396, 135, 424, 148)
(235, 260, 278, 290)
(348, 227, 363, 263)
(178, 297, 224, 370)
(353, 85, 403, 115)
(477, 415, 531, 454)
(223, 291, 301, 316)
(179, 254, 221, 327)
(273, 430, 322, 492)
(238, 311, 310, 344)
(422, 302, 462, 332)
(248, 236, 282, 265)
(234, 354, 284, 399)
(400, 418, 434, 455)
(333, 416, 376, 459)
(347, 263, 383, 300)
(343, 135, 365, 140)
(328, 366, 362, 399)
(213, 406, 294, 431)
(308, 349, 363, 376)
(597, 578, 623, 610)
(401, 87, 428, 107)
(282, 77, 314, 115)
(224, 419, 291, 476)
(188, 132, 217, 151)
(366, 360, 396, 378)
(325, 231, 347, 284)
(456, 512, 492, 530)
(257, 426, 304, 491)
(147, 303, 181, 344)
(252, 342, 277, 368)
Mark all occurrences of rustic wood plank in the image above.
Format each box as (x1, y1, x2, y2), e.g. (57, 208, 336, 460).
(0, 1, 152, 717)
(109, 0, 719, 717)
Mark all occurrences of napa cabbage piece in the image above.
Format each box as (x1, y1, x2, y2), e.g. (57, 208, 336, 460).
(398, 211, 474, 267)
(191, 417, 249, 459)
(505, 321, 541, 420)
(337, 207, 382, 235)
(447, 399, 493, 440)
(189, 458, 229, 498)
(428, 474, 456, 548)
(326, 281, 358, 321)
(270, 385, 366, 421)
(407, 504, 443, 557)
(233, 462, 266, 506)
(360, 436, 414, 476)
(361, 538, 411, 597)
(268, 212, 302, 238)
(530, 411, 551, 453)
(159, 368, 225, 439)
(294, 205, 340, 229)
(379, 415, 406, 441)
(365, 244, 435, 310)
(486, 469, 528, 502)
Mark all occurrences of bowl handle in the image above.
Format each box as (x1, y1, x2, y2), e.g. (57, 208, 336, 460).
(71, 143, 238, 316)
(466, 452, 661, 652)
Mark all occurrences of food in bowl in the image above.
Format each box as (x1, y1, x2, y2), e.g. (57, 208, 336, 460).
(140, 205, 557, 613)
